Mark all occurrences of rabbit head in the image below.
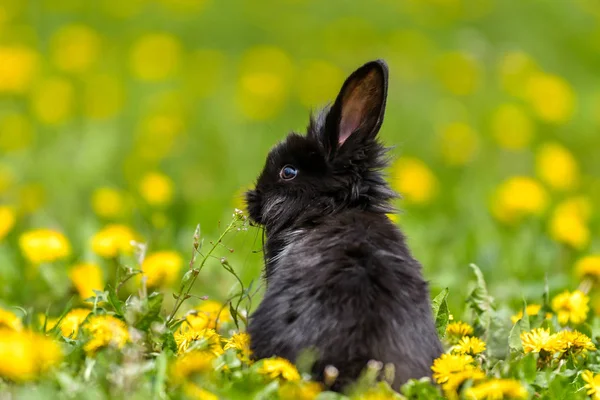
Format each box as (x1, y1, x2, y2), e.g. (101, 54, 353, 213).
(246, 60, 396, 234)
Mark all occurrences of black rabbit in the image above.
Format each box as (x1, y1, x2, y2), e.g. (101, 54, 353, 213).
(245, 60, 442, 392)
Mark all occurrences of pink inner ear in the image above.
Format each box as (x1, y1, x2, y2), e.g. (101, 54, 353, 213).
(338, 103, 365, 145)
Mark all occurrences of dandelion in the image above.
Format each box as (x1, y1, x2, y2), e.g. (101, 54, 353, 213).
(50, 24, 101, 73)
(139, 172, 174, 207)
(446, 321, 474, 339)
(224, 332, 252, 363)
(525, 72, 575, 124)
(174, 326, 223, 355)
(91, 224, 137, 258)
(432, 354, 485, 399)
(69, 263, 105, 300)
(582, 370, 600, 400)
(51, 308, 91, 338)
(30, 76, 75, 125)
(535, 142, 579, 191)
(171, 351, 217, 382)
(0, 205, 16, 241)
(0, 329, 62, 381)
(576, 255, 600, 282)
(258, 357, 301, 382)
(511, 304, 543, 324)
(91, 187, 126, 219)
(0, 308, 22, 331)
(279, 381, 322, 400)
(490, 103, 534, 151)
(491, 176, 548, 224)
(130, 33, 182, 81)
(552, 290, 589, 326)
(19, 229, 71, 264)
(0, 45, 38, 93)
(183, 384, 219, 400)
(465, 379, 528, 399)
(549, 197, 591, 249)
(141, 251, 183, 287)
(521, 328, 561, 354)
(392, 158, 438, 205)
(186, 300, 232, 331)
(438, 122, 479, 166)
(435, 51, 481, 96)
(554, 330, 596, 355)
(83, 315, 130, 354)
(452, 336, 486, 355)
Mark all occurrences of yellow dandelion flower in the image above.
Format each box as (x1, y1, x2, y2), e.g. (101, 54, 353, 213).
(258, 357, 301, 382)
(0, 205, 16, 241)
(0, 329, 62, 381)
(438, 122, 479, 166)
(582, 370, 600, 400)
(554, 330, 596, 355)
(525, 72, 575, 124)
(0, 307, 22, 331)
(491, 176, 548, 224)
(130, 33, 182, 81)
(141, 251, 183, 287)
(53, 308, 91, 338)
(521, 328, 561, 354)
(171, 351, 216, 382)
(50, 24, 101, 73)
(446, 321, 474, 338)
(549, 197, 592, 249)
(511, 304, 543, 324)
(490, 103, 534, 151)
(452, 336, 486, 355)
(91, 224, 137, 258)
(183, 383, 219, 400)
(224, 332, 252, 363)
(83, 315, 130, 354)
(69, 263, 105, 300)
(91, 187, 126, 219)
(535, 142, 579, 191)
(465, 379, 527, 400)
(139, 171, 174, 207)
(392, 158, 438, 205)
(19, 229, 71, 264)
(432, 354, 485, 399)
(279, 381, 323, 400)
(576, 255, 600, 281)
(174, 326, 223, 356)
(444, 369, 487, 400)
(435, 51, 481, 96)
(0, 45, 38, 93)
(552, 290, 589, 326)
(30, 76, 75, 125)
(186, 300, 232, 331)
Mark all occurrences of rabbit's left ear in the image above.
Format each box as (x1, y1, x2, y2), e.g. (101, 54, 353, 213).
(324, 60, 388, 154)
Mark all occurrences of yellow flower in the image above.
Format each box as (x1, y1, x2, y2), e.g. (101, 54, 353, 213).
(435, 51, 481, 96)
(296, 60, 344, 108)
(438, 122, 479, 166)
(91, 187, 126, 219)
(491, 176, 548, 224)
(0, 45, 38, 93)
(91, 224, 137, 258)
(141, 251, 183, 287)
(0, 307, 22, 331)
(392, 158, 438, 205)
(446, 321, 474, 338)
(171, 350, 216, 382)
(174, 326, 223, 356)
(183, 383, 219, 400)
(549, 197, 592, 249)
(258, 357, 301, 382)
(0, 205, 16, 241)
(582, 370, 600, 400)
(535, 142, 579, 191)
(431, 354, 485, 399)
(576, 255, 600, 281)
(279, 381, 323, 400)
(50, 24, 101, 73)
(69, 263, 105, 300)
(554, 330, 596, 355)
(465, 379, 528, 400)
(521, 328, 561, 354)
(139, 172, 174, 207)
(452, 336, 486, 355)
(490, 103, 535, 151)
(30, 76, 75, 125)
(224, 332, 252, 363)
(19, 229, 71, 264)
(186, 300, 232, 331)
(551, 290, 589, 325)
(525, 72, 575, 123)
(236, 46, 293, 120)
(83, 315, 130, 354)
(53, 308, 91, 338)
(130, 33, 182, 81)
(511, 304, 543, 324)
(0, 329, 62, 381)
(444, 369, 487, 400)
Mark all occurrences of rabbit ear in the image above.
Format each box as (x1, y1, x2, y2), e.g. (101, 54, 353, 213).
(324, 60, 388, 153)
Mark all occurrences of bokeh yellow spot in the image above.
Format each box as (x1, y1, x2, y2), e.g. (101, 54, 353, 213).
(0, 206, 16, 241)
(498, 51, 539, 98)
(0, 45, 38, 93)
(436, 51, 481, 96)
(31, 77, 75, 125)
(91, 224, 137, 258)
(0, 113, 34, 152)
(490, 103, 534, 150)
(0, 307, 22, 331)
(237, 46, 293, 120)
(548, 196, 592, 249)
(0, 329, 63, 381)
(91, 187, 126, 219)
(139, 172, 174, 207)
(491, 177, 548, 225)
(392, 158, 438, 205)
(83, 74, 125, 119)
(19, 229, 71, 264)
(535, 142, 579, 191)
(525, 72, 575, 123)
(296, 60, 344, 108)
(438, 122, 479, 166)
(50, 24, 101, 73)
(576, 255, 600, 282)
(135, 114, 184, 162)
(141, 251, 184, 287)
(130, 33, 182, 81)
(69, 263, 105, 300)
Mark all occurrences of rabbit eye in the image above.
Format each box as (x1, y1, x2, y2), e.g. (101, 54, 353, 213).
(280, 165, 298, 180)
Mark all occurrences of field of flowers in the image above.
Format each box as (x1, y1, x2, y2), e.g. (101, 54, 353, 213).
(2, 0, 600, 399)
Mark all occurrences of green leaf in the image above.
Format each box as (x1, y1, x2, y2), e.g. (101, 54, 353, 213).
(401, 377, 443, 400)
(106, 284, 124, 316)
(508, 320, 523, 351)
(162, 331, 177, 354)
(229, 301, 239, 329)
(431, 288, 449, 338)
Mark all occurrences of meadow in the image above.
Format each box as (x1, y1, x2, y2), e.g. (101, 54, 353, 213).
(1, 0, 600, 398)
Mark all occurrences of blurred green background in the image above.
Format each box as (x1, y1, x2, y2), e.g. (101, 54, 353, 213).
(1, 0, 599, 317)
